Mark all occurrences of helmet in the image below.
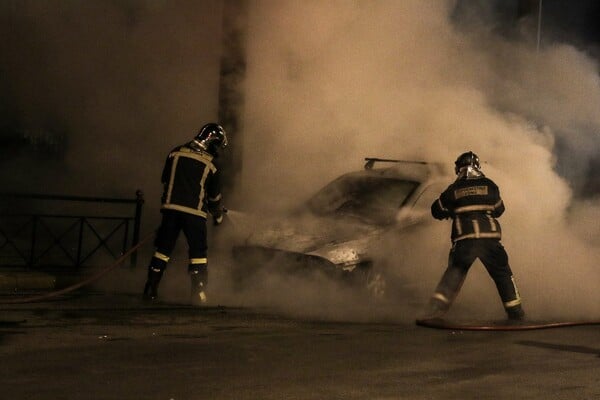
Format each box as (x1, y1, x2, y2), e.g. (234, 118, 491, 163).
(190, 123, 228, 154)
(454, 151, 481, 175)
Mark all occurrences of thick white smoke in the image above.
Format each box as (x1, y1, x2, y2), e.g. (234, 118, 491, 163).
(232, 0, 600, 321)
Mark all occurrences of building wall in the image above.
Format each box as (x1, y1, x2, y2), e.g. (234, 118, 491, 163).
(0, 1, 225, 222)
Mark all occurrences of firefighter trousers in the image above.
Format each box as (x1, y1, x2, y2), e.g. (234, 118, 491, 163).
(432, 238, 522, 314)
(148, 209, 208, 277)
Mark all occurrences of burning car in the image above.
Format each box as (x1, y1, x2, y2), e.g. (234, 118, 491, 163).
(230, 158, 453, 298)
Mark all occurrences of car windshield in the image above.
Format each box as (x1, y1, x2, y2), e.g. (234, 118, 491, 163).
(306, 175, 419, 225)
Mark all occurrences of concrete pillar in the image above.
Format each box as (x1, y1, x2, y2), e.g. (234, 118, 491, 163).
(218, 0, 248, 205)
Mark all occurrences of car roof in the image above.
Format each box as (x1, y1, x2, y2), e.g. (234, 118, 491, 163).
(338, 159, 451, 183)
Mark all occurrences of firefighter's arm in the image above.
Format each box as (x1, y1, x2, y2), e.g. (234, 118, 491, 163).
(491, 184, 505, 218)
(159, 153, 174, 203)
(161, 151, 176, 185)
(208, 195, 224, 225)
(492, 198, 505, 217)
(431, 198, 451, 220)
(206, 167, 224, 225)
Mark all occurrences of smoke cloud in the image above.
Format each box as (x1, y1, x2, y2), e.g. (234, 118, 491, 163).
(229, 0, 600, 321)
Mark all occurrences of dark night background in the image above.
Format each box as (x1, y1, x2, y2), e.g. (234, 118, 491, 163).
(453, 0, 600, 197)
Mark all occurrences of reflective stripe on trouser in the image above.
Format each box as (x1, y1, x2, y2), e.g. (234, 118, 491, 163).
(498, 275, 522, 310)
(437, 239, 522, 311)
(188, 258, 207, 275)
(189, 258, 208, 303)
(144, 262, 165, 298)
(431, 263, 468, 310)
(148, 251, 170, 273)
(144, 251, 170, 298)
(152, 209, 209, 272)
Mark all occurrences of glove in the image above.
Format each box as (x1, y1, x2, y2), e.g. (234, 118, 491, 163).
(212, 207, 227, 226)
(213, 214, 224, 226)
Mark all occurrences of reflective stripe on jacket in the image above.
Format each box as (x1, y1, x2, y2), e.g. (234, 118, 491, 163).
(431, 175, 505, 242)
(160, 145, 222, 218)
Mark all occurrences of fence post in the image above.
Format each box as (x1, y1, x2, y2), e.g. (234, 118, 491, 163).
(130, 190, 144, 267)
(76, 217, 85, 267)
(29, 215, 38, 268)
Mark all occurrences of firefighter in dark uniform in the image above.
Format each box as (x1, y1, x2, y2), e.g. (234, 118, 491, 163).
(143, 122, 227, 305)
(425, 151, 525, 320)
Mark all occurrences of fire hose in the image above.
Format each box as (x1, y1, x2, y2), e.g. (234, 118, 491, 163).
(2, 219, 598, 330)
(415, 318, 600, 331)
(0, 231, 155, 305)
(0, 207, 236, 305)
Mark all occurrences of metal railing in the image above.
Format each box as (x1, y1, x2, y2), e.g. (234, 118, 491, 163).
(0, 191, 144, 269)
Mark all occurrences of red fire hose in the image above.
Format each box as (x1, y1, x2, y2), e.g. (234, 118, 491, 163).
(416, 318, 600, 331)
(0, 232, 155, 305)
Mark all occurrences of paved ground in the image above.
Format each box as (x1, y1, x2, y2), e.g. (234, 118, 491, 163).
(0, 291, 598, 400)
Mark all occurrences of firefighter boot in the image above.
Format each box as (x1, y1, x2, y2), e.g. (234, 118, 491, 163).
(190, 271, 208, 306)
(421, 296, 450, 320)
(143, 268, 163, 301)
(506, 304, 525, 321)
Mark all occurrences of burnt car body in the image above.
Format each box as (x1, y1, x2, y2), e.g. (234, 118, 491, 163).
(230, 158, 454, 297)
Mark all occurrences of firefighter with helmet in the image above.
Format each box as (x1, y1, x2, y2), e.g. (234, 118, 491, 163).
(424, 151, 525, 321)
(143, 122, 228, 305)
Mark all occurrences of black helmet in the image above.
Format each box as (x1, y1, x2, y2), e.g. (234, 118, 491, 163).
(454, 151, 480, 175)
(190, 123, 228, 154)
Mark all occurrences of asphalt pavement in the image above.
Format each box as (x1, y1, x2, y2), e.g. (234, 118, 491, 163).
(0, 291, 598, 400)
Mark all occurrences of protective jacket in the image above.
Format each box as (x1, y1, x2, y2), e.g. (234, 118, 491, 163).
(431, 174, 504, 242)
(160, 144, 222, 219)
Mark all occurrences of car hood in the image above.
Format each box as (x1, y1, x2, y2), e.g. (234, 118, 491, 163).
(240, 212, 383, 267)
